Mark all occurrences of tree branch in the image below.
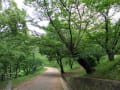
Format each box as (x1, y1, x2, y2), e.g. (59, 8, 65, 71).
(44, 0, 68, 47)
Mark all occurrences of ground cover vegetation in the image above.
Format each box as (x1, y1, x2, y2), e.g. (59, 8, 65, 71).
(0, 0, 120, 89)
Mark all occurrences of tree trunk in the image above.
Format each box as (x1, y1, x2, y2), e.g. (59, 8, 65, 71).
(69, 59, 74, 69)
(15, 62, 19, 78)
(15, 67, 18, 78)
(77, 58, 94, 74)
(96, 56, 100, 63)
(70, 62, 73, 69)
(108, 52, 114, 61)
(1, 73, 5, 81)
(56, 58, 64, 74)
(9, 64, 12, 79)
(60, 64, 64, 74)
(32, 52, 35, 73)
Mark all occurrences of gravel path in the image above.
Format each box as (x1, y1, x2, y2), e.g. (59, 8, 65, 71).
(14, 67, 64, 90)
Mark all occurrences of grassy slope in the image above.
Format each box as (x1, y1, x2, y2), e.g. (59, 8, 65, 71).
(40, 54, 120, 81)
(63, 61, 80, 71)
(62, 55, 120, 80)
(88, 55, 120, 80)
(0, 81, 8, 89)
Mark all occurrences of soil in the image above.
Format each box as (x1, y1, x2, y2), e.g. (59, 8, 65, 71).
(14, 67, 64, 90)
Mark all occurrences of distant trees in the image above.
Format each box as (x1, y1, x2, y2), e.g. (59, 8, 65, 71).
(38, 27, 68, 73)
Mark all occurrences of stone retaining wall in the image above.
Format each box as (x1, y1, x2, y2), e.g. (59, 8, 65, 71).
(68, 77, 120, 90)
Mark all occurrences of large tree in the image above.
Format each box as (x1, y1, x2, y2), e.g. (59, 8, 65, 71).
(39, 0, 95, 73)
(84, 0, 120, 61)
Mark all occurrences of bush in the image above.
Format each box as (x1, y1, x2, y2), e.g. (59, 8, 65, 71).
(86, 56, 97, 67)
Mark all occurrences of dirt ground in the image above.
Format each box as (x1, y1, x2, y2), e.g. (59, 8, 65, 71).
(14, 67, 64, 90)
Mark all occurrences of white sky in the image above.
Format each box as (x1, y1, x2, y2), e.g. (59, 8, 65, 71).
(14, 0, 24, 9)
(14, 0, 49, 35)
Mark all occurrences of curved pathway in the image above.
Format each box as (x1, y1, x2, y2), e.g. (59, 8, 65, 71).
(14, 67, 65, 90)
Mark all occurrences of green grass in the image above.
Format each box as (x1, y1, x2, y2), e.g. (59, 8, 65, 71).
(78, 68, 86, 77)
(89, 55, 120, 80)
(64, 55, 120, 80)
(44, 60, 58, 67)
(0, 80, 8, 89)
(53, 55, 120, 80)
(64, 61, 80, 71)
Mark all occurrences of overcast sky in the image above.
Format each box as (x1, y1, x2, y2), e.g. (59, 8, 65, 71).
(14, 0, 49, 35)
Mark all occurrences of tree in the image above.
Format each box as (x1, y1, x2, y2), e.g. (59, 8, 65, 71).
(0, 1, 43, 80)
(41, 0, 95, 73)
(39, 29, 68, 74)
(83, 0, 120, 61)
(0, 1, 27, 35)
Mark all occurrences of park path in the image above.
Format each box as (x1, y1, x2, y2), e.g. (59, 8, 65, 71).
(14, 67, 66, 90)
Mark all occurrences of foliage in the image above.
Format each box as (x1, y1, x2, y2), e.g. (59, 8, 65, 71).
(83, 0, 120, 61)
(1, 0, 120, 84)
(89, 55, 120, 80)
(0, 2, 43, 81)
(40, 0, 98, 73)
